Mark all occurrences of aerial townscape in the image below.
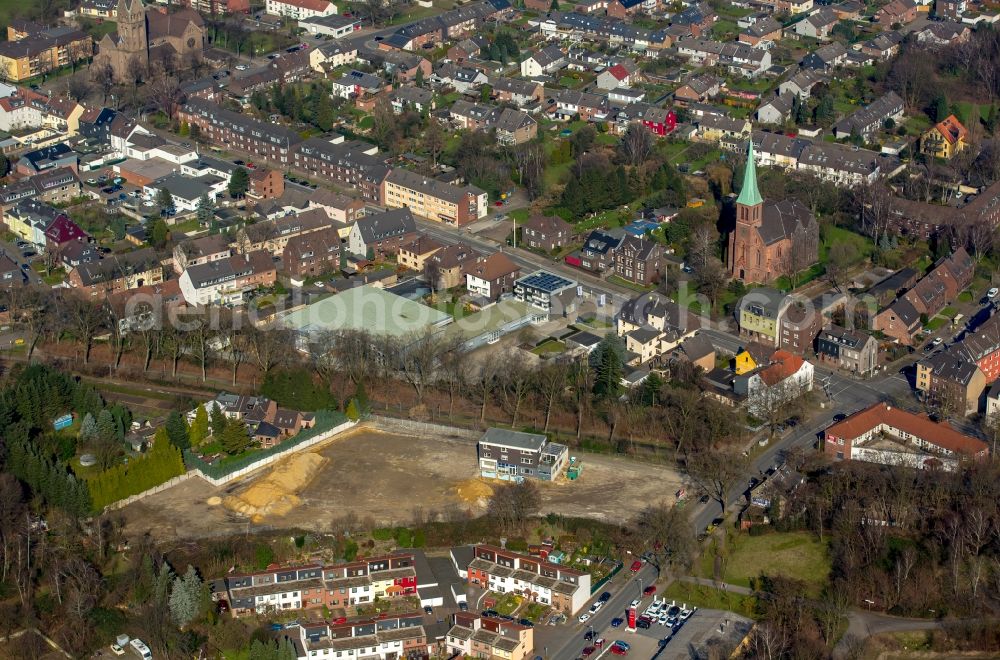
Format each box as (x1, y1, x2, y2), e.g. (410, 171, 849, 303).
(3, 0, 1000, 656)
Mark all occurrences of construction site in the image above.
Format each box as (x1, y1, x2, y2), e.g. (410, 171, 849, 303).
(121, 425, 685, 540)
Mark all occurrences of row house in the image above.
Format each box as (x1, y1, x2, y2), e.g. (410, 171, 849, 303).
(915, 21, 971, 48)
(391, 87, 435, 114)
(490, 77, 544, 108)
(740, 16, 783, 45)
(331, 70, 390, 102)
(875, 0, 918, 27)
(832, 91, 905, 140)
(816, 324, 879, 376)
(178, 250, 276, 306)
(743, 131, 903, 187)
(347, 208, 418, 260)
(823, 402, 988, 469)
(381, 168, 488, 226)
(295, 615, 429, 660)
(698, 112, 751, 143)
(220, 554, 418, 616)
(67, 248, 163, 296)
(236, 207, 332, 257)
(425, 242, 481, 290)
(292, 137, 390, 203)
(307, 190, 365, 229)
(674, 74, 721, 103)
(172, 233, 231, 273)
(564, 227, 623, 273)
(885, 177, 1000, 240)
(449, 99, 494, 130)
(446, 614, 533, 660)
(178, 98, 302, 166)
(282, 227, 341, 281)
(552, 89, 608, 122)
(873, 248, 973, 344)
(536, 12, 670, 51)
(310, 41, 358, 73)
(0, 166, 80, 208)
(397, 236, 444, 271)
(265, 0, 336, 20)
(464, 543, 590, 614)
(617, 291, 702, 364)
(800, 42, 848, 71)
(916, 312, 1000, 415)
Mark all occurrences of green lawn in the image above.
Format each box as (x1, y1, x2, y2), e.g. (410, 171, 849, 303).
(607, 275, 653, 292)
(510, 208, 530, 223)
(521, 602, 549, 623)
(700, 531, 831, 597)
(660, 582, 756, 618)
(958, 290, 974, 303)
(531, 339, 567, 355)
(924, 316, 947, 332)
(493, 592, 522, 616)
(940, 306, 958, 318)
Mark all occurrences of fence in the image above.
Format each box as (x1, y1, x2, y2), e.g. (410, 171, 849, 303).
(183, 409, 351, 483)
(367, 415, 481, 442)
(101, 412, 477, 510)
(590, 561, 624, 595)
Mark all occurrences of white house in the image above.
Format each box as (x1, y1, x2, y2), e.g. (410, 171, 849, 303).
(736, 350, 815, 418)
(519, 45, 567, 77)
(264, 0, 336, 21)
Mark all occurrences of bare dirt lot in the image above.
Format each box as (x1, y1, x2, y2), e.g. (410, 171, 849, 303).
(121, 427, 685, 540)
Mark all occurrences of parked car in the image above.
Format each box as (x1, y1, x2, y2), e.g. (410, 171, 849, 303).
(584, 630, 595, 641)
(630, 560, 642, 572)
(110, 643, 126, 656)
(518, 619, 534, 627)
(610, 646, 628, 656)
(582, 647, 595, 657)
(423, 606, 433, 614)
(236, 63, 248, 70)
(629, 599, 640, 609)
(598, 591, 611, 602)
(594, 639, 605, 648)
(577, 613, 591, 623)
(610, 617, 623, 628)
(643, 585, 656, 596)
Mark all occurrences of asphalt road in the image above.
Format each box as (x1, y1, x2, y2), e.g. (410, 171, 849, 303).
(413, 216, 635, 311)
(0, 238, 42, 286)
(535, 563, 658, 660)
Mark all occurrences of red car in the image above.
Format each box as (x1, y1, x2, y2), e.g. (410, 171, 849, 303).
(643, 585, 656, 596)
(582, 647, 595, 657)
(630, 560, 642, 572)
(610, 645, 628, 656)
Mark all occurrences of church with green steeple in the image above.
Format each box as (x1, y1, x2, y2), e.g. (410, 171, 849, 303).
(727, 137, 819, 284)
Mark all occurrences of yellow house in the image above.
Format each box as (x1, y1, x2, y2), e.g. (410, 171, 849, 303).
(0, 28, 92, 83)
(397, 236, 444, 271)
(921, 114, 969, 160)
(734, 349, 757, 375)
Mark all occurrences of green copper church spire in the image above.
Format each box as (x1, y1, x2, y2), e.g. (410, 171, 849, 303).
(736, 138, 763, 207)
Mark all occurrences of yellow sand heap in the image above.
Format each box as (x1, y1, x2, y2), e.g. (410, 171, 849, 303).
(455, 478, 494, 505)
(223, 452, 328, 523)
(206, 496, 222, 506)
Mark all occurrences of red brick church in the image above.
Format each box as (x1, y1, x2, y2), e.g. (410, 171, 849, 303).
(727, 140, 818, 284)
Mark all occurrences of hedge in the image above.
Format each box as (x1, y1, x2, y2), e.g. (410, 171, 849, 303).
(183, 410, 349, 480)
(88, 433, 186, 510)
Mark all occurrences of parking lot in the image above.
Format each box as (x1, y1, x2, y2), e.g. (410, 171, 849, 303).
(536, 565, 753, 660)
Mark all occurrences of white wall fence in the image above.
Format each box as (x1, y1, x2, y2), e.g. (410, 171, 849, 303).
(105, 419, 358, 511)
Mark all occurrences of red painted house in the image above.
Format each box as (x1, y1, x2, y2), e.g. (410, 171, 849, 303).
(44, 214, 88, 252)
(642, 107, 677, 137)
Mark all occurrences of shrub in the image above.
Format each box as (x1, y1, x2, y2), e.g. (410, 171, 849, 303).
(255, 543, 274, 570)
(372, 528, 395, 541)
(395, 527, 413, 547)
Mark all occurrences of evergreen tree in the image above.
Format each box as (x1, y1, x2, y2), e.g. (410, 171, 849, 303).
(169, 565, 205, 627)
(156, 187, 174, 209)
(209, 402, 227, 436)
(79, 412, 97, 443)
(229, 167, 250, 198)
(346, 399, 360, 421)
(592, 335, 625, 400)
(150, 219, 169, 247)
(196, 193, 216, 226)
(97, 409, 117, 443)
(154, 562, 175, 609)
(219, 418, 250, 455)
(165, 411, 190, 450)
(933, 93, 949, 122)
(190, 405, 209, 446)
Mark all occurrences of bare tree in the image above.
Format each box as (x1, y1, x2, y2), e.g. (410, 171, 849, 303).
(487, 481, 541, 534)
(470, 357, 501, 425)
(498, 350, 534, 427)
(147, 74, 183, 120)
(535, 359, 569, 433)
(684, 445, 747, 514)
(619, 124, 654, 166)
(437, 340, 468, 420)
(398, 329, 445, 406)
(66, 76, 92, 103)
(64, 295, 103, 365)
(93, 62, 116, 103)
(245, 324, 291, 377)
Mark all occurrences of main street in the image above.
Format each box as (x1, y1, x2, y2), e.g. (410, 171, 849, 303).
(533, 563, 658, 660)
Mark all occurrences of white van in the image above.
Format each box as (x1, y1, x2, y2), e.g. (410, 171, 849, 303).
(129, 638, 152, 660)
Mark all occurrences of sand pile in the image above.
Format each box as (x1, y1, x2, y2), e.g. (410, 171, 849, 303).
(224, 452, 328, 522)
(455, 478, 494, 505)
(206, 496, 222, 506)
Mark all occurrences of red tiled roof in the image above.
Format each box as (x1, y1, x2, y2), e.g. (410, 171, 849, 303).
(825, 402, 988, 457)
(607, 64, 629, 80)
(758, 349, 804, 386)
(934, 114, 968, 145)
